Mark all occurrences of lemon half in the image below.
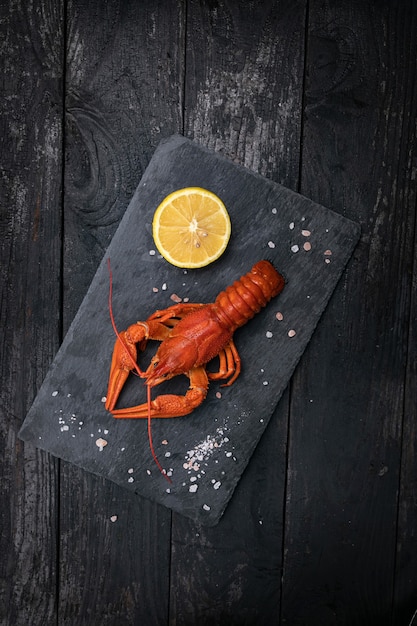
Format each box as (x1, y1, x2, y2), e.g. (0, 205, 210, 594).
(152, 187, 231, 269)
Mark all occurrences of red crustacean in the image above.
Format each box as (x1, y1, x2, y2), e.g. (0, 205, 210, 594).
(105, 260, 285, 478)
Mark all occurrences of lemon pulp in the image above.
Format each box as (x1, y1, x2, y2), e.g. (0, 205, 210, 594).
(152, 187, 231, 269)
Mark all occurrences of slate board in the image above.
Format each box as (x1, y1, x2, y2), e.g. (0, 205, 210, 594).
(19, 135, 360, 526)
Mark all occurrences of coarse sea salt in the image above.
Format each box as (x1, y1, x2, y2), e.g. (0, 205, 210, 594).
(95, 438, 108, 451)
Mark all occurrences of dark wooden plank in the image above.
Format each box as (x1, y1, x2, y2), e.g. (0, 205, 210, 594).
(280, 1, 417, 624)
(392, 3, 417, 623)
(0, 0, 64, 624)
(58, 1, 184, 623)
(170, 0, 307, 622)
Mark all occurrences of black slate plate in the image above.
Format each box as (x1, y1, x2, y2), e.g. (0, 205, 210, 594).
(19, 135, 360, 526)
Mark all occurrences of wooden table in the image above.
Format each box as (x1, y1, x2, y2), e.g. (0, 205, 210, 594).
(1, 1, 416, 624)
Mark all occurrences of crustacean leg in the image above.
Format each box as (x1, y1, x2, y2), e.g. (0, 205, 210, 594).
(207, 339, 241, 387)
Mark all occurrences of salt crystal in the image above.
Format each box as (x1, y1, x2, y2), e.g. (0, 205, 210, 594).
(216, 391, 222, 399)
(110, 515, 118, 523)
(263, 381, 269, 386)
(52, 391, 58, 397)
(128, 477, 134, 483)
(266, 331, 273, 338)
(325, 258, 331, 264)
(127, 468, 134, 474)
(189, 484, 198, 493)
(267, 241, 275, 248)
(213, 481, 221, 490)
(170, 293, 182, 303)
(289, 222, 295, 230)
(303, 241, 312, 251)
(301, 229, 311, 237)
(324, 249, 332, 256)
(272, 208, 277, 214)
(162, 283, 167, 290)
(162, 439, 168, 445)
(288, 329, 296, 337)
(149, 250, 156, 256)
(95, 438, 108, 451)
(203, 504, 211, 511)
(276, 311, 284, 321)
(152, 287, 159, 293)
(291, 244, 299, 253)
(60, 425, 69, 432)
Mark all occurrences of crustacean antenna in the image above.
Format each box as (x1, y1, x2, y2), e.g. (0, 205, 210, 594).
(107, 258, 172, 484)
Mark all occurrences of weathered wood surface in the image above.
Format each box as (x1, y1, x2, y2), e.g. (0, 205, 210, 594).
(1, 1, 416, 625)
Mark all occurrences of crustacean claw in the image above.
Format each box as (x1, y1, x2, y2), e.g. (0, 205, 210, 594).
(111, 366, 209, 419)
(105, 323, 148, 412)
(105, 304, 207, 413)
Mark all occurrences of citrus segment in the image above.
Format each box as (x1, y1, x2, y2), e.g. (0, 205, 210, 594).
(152, 187, 231, 268)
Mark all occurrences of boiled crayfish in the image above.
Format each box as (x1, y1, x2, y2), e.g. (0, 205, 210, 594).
(105, 260, 284, 478)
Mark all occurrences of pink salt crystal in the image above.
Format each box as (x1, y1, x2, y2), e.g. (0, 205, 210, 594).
(276, 311, 284, 321)
(303, 241, 312, 251)
(170, 293, 182, 303)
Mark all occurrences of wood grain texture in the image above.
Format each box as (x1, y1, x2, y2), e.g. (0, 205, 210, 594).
(170, 1, 307, 623)
(0, 1, 64, 624)
(281, 1, 417, 624)
(58, 1, 184, 623)
(64, 0, 185, 324)
(184, 0, 306, 190)
(391, 2, 417, 623)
